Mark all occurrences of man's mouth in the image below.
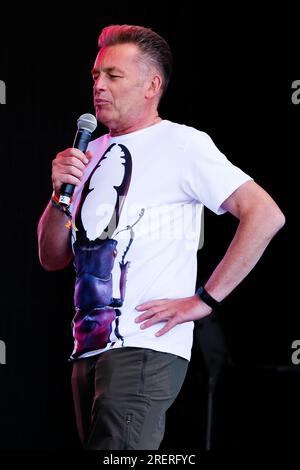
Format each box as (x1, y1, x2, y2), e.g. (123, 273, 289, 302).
(94, 99, 111, 106)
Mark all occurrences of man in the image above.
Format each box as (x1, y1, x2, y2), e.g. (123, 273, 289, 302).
(37, 25, 285, 450)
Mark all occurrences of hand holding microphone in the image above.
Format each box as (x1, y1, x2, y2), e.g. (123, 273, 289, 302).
(52, 113, 97, 210)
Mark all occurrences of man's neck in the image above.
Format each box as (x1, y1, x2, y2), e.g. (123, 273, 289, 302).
(109, 114, 162, 137)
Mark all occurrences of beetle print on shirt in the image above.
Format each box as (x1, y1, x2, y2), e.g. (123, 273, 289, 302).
(70, 143, 142, 359)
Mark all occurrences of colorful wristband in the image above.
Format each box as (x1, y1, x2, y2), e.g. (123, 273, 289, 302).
(50, 194, 65, 212)
(50, 193, 72, 218)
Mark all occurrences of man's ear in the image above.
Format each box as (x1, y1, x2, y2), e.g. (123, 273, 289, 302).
(145, 74, 163, 99)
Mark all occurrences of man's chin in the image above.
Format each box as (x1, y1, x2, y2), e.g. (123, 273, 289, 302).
(95, 110, 112, 127)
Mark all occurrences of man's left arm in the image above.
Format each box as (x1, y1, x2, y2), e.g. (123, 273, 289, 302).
(135, 180, 285, 335)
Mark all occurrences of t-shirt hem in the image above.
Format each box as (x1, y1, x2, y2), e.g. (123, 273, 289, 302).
(71, 340, 192, 362)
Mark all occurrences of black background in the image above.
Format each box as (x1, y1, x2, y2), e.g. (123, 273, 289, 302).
(0, 6, 298, 451)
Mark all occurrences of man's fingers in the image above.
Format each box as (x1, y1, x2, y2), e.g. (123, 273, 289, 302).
(155, 319, 178, 336)
(135, 306, 169, 323)
(85, 150, 94, 161)
(63, 164, 84, 179)
(57, 173, 81, 187)
(57, 155, 87, 171)
(52, 147, 94, 193)
(60, 148, 90, 165)
(137, 309, 171, 330)
(136, 298, 169, 310)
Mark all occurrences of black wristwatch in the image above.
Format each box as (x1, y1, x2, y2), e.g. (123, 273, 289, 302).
(195, 286, 221, 310)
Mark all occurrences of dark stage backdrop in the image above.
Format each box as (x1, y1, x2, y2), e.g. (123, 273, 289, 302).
(0, 7, 298, 451)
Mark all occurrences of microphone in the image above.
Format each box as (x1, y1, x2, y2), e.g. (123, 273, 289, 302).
(59, 113, 97, 207)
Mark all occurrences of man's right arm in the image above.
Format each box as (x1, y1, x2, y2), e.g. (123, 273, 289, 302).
(38, 202, 73, 271)
(37, 148, 92, 271)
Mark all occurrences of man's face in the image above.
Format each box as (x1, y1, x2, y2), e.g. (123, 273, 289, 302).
(92, 43, 152, 132)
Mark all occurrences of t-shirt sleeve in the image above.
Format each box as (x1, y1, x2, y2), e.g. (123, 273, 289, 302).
(181, 130, 253, 214)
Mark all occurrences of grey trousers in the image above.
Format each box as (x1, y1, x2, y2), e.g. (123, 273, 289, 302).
(71, 347, 188, 450)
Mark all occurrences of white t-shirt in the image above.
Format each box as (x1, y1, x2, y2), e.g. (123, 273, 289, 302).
(69, 120, 252, 361)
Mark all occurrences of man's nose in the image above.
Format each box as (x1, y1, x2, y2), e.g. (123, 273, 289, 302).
(94, 75, 107, 92)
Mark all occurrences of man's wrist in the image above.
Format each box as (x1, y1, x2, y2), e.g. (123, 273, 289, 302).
(195, 286, 221, 311)
(50, 192, 65, 212)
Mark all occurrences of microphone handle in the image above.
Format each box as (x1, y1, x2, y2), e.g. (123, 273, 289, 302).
(59, 129, 92, 206)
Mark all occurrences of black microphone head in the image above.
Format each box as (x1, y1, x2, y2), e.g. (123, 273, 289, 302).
(77, 113, 97, 133)
(58, 113, 97, 208)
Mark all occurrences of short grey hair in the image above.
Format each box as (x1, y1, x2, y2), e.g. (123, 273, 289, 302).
(98, 24, 173, 98)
